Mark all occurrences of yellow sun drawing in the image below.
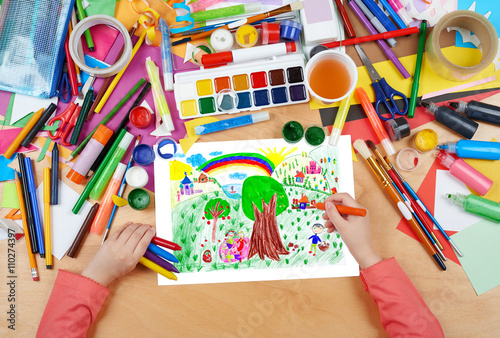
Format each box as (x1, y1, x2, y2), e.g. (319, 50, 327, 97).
(259, 147, 297, 167)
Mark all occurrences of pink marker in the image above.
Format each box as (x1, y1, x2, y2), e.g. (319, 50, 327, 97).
(387, 0, 413, 26)
(436, 150, 493, 196)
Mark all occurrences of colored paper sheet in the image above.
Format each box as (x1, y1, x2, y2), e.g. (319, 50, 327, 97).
(309, 46, 500, 110)
(0, 155, 16, 182)
(455, 1, 500, 48)
(421, 76, 496, 100)
(402, 0, 457, 26)
(1, 92, 15, 124)
(155, 136, 357, 285)
(451, 219, 500, 295)
(36, 137, 73, 170)
(0, 128, 38, 155)
(1, 182, 19, 209)
(0, 91, 12, 118)
(10, 93, 58, 125)
(37, 138, 52, 162)
(84, 0, 116, 17)
(81, 25, 119, 62)
(434, 169, 483, 231)
(36, 180, 93, 260)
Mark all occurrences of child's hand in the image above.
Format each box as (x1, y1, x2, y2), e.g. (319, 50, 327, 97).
(82, 223, 156, 286)
(322, 193, 382, 269)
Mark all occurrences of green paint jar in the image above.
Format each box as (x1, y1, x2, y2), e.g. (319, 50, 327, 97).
(128, 188, 151, 211)
(282, 121, 304, 143)
(304, 125, 326, 146)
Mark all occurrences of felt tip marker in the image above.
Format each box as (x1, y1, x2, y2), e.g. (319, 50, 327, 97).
(195, 112, 270, 135)
(202, 42, 296, 67)
(387, 0, 413, 26)
(159, 18, 174, 91)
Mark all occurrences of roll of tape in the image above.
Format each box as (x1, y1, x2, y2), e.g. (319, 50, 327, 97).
(426, 10, 498, 82)
(69, 15, 133, 77)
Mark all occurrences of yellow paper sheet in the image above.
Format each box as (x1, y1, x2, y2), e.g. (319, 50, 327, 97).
(309, 46, 500, 110)
(465, 139, 500, 202)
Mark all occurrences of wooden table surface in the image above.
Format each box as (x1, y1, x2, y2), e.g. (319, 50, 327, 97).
(1, 8, 500, 336)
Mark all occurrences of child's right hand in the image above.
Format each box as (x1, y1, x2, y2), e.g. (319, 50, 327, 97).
(82, 223, 156, 286)
(322, 193, 382, 269)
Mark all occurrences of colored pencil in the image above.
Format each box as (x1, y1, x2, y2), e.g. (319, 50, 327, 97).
(17, 154, 38, 254)
(15, 172, 39, 281)
(322, 26, 419, 48)
(4, 108, 44, 159)
(147, 243, 179, 263)
(139, 257, 177, 281)
(43, 167, 52, 269)
(151, 236, 182, 251)
(408, 20, 427, 118)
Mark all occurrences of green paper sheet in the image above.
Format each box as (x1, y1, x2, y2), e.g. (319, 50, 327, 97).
(85, 0, 116, 17)
(452, 219, 500, 295)
(1, 182, 19, 209)
(37, 138, 52, 162)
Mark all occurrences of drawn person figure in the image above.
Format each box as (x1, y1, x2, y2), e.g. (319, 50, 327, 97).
(176, 191, 181, 202)
(235, 231, 248, 262)
(308, 224, 324, 256)
(225, 230, 235, 249)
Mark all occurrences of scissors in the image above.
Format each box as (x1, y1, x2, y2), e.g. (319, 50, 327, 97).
(354, 44, 408, 121)
(48, 75, 96, 146)
(58, 62, 71, 103)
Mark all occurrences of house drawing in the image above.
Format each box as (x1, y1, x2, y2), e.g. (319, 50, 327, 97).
(295, 171, 305, 183)
(180, 173, 194, 195)
(298, 194, 309, 209)
(306, 161, 321, 175)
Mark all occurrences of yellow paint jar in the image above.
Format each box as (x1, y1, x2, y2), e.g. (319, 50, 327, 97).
(236, 25, 258, 48)
(414, 129, 438, 152)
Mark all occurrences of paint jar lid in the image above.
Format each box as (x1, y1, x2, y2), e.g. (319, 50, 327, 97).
(385, 117, 411, 141)
(397, 148, 421, 171)
(280, 20, 303, 41)
(261, 22, 280, 45)
(309, 45, 328, 58)
(236, 25, 258, 48)
(304, 125, 326, 146)
(93, 124, 114, 145)
(128, 188, 150, 210)
(132, 144, 155, 166)
(67, 169, 85, 185)
(125, 166, 149, 188)
(156, 137, 177, 159)
(210, 28, 234, 52)
(414, 128, 438, 152)
(129, 106, 153, 129)
(282, 121, 304, 143)
(216, 89, 239, 113)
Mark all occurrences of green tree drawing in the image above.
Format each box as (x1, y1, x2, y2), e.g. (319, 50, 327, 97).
(242, 177, 289, 261)
(203, 198, 230, 242)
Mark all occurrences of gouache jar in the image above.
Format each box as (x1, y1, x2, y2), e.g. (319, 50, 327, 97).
(282, 121, 304, 143)
(129, 106, 153, 129)
(128, 188, 150, 210)
(280, 20, 303, 41)
(414, 129, 438, 152)
(132, 144, 155, 166)
(236, 25, 258, 48)
(304, 125, 326, 146)
(261, 22, 280, 45)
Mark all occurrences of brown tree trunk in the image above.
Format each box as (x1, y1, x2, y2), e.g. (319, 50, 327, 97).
(211, 216, 218, 243)
(248, 194, 289, 261)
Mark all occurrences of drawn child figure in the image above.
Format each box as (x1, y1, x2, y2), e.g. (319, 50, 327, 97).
(235, 231, 249, 262)
(308, 224, 324, 256)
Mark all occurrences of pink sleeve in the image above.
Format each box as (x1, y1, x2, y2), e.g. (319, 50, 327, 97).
(360, 258, 444, 337)
(36, 270, 110, 338)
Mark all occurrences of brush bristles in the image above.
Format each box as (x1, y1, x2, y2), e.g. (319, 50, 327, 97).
(353, 139, 372, 160)
(366, 140, 377, 151)
(290, 1, 304, 10)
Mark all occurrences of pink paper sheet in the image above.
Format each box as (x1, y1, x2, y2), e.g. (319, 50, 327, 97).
(82, 25, 120, 62)
(0, 128, 38, 156)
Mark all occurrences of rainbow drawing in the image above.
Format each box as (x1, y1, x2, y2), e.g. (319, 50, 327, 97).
(198, 153, 275, 176)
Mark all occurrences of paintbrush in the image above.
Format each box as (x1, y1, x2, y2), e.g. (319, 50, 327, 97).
(172, 1, 304, 45)
(353, 139, 446, 271)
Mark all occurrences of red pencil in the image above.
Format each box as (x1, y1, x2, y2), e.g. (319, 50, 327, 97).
(322, 26, 419, 49)
(151, 236, 182, 251)
(64, 30, 79, 96)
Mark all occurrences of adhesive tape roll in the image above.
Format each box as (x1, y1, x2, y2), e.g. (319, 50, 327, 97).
(426, 10, 498, 82)
(69, 15, 133, 77)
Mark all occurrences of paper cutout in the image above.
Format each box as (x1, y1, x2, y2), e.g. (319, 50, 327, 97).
(37, 138, 52, 162)
(36, 180, 93, 260)
(309, 46, 500, 110)
(0, 155, 16, 182)
(455, 1, 500, 48)
(1, 183, 19, 209)
(401, 0, 457, 26)
(10, 94, 58, 125)
(85, 0, 117, 17)
(179, 116, 220, 153)
(5, 208, 19, 219)
(421, 76, 496, 100)
(179, 137, 198, 154)
(112, 195, 128, 207)
(0, 128, 38, 155)
(155, 136, 357, 285)
(451, 219, 500, 295)
(434, 170, 483, 231)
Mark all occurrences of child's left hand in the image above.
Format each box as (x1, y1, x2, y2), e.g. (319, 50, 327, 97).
(82, 223, 156, 286)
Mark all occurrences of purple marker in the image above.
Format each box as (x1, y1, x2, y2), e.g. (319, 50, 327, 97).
(144, 250, 180, 273)
(348, 0, 410, 79)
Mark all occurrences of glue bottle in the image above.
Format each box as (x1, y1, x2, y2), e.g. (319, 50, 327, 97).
(449, 100, 500, 126)
(67, 125, 113, 184)
(90, 163, 126, 234)
(446, 193, 500, 222)
(420, 101, 478, 139)
(436, 150, 493, 196)
(437, 140, 500, 160)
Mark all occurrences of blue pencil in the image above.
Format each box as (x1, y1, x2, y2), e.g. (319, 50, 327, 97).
(148, 243, 179, 263)
(25, 157, 45, 257)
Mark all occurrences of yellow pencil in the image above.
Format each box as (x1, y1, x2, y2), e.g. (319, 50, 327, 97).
(43, 167, 52, 269)
(94, 30, 147, 113)
(139, 257, 177, 281)
(4, 108, 44, 159)
(15, 172, 39, 281)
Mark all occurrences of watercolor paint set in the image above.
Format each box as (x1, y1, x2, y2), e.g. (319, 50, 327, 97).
(173, 53, 309, 119)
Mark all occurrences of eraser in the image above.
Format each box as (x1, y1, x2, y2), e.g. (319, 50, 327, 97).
(300, 0, 340, 45)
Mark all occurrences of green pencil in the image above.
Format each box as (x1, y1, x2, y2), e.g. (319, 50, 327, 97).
(408, 20, 427, 118)
(75, 0, 94, 51)
(67, 78, 146, 162)
(72, 128, 127, 214)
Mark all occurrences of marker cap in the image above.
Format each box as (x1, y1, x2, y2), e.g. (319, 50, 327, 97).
(381, 138, 396, 156)
(328, 128, 342, 147)
(251, 111, 270, 123)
